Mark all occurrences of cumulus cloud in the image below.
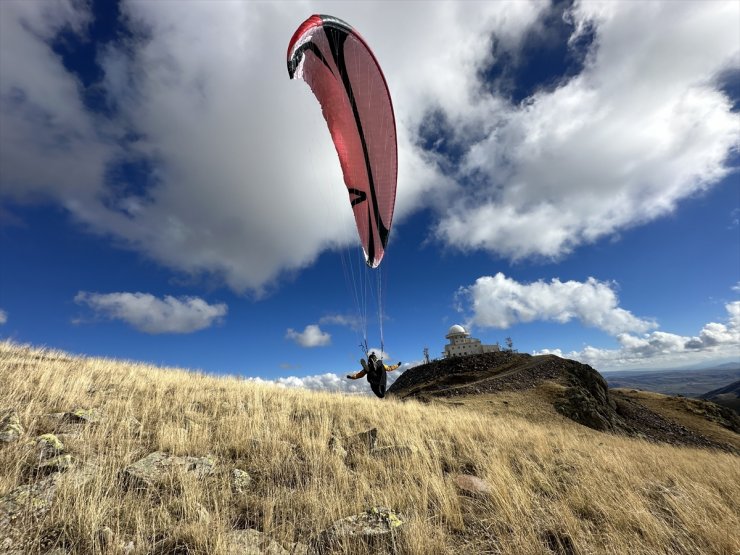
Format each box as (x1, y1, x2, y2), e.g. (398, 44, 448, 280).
(1, 0, 478, 292)
(74, 292, 227, 334)
(0, 310, 7, 325)
(251, 373, 366, 395)
(458, 273, 654, 335)
(1, 1, 737, 290)
(285, 324, 331, 348)
(250, 362, 412, 394)
(436, 1, 740, 260)
(536, 302, 740, 370)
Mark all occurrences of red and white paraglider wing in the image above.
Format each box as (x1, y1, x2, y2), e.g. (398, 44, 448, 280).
(287, 15, 397, 268)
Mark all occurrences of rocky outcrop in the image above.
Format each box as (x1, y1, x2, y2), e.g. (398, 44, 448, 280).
(123, 451, 216, 490)
(553, 364, 619, 431)
(0, 464, 97, 553)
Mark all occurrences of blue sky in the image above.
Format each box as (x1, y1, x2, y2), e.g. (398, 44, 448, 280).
(1, 0, 738, 392)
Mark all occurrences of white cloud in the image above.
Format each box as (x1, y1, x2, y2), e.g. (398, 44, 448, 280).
(536, 302, 740, 370)
(74, 292, 227, 334)
(434, 1, 740, 260)
(319, 313, 363, 332)
(252, 373, 366, 395)
(0, 310, 7, 325)
(732, 281, 740, 293)
(250, 362, 412, 394)
(285, 324, 331, 348)
(1, 1, 737, 290)
(458, 273, 654, 335)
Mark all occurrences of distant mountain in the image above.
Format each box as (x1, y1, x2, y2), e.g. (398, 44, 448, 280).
(389, 352, 740, 451)
(700, 379, 740, 414)
(602, 367, 740, 398)
(712, 362, 740, 371)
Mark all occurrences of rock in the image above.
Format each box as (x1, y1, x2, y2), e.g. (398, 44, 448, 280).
(0, 412, 23, 443)
(225, 529, 289, 555)
(314, 506, 405, 553)
(123, 451, 215, 490)
(453, 474, 492, 496)
(231, 469, 252, 494)
(370, 445, 415, 458)
(345, 429, 377, 453)
(36, 434, 65, 459)
(38, 454, 75, 473)
(53, 408, 102, 424)
(555, 387, 616, 431)
(64, 408, 102, 424)
(40, 409, 101, 433)
(0, 474, 60, 528)
(1, 457, 94, 546)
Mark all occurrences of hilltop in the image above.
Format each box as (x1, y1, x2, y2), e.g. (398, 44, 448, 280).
(701, 379, 740, 414)
(1, 342, 739, 554)
(388, 352, 740, 452)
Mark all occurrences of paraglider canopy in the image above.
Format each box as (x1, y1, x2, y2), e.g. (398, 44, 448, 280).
(287, 14, 397, 268)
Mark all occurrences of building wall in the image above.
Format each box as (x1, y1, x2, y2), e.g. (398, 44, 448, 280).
(444, 334, 500, 358)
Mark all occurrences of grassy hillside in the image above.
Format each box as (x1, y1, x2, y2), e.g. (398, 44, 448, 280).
(1, 342, 739, 554)
(701, 379, 740, 414)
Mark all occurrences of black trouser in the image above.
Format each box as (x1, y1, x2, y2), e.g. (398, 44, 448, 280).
(367, 367, 387, 398)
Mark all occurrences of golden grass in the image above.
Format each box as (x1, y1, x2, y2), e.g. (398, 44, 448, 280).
(1, 341, 739, 554)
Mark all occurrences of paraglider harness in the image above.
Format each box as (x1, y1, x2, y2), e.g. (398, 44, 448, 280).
(364, 351, 387, 399)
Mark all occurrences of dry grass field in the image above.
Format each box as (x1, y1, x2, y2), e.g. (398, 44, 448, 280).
(1, 341, 739, 554)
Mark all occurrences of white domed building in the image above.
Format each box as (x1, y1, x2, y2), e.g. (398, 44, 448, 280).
(443, 325, 500, 358)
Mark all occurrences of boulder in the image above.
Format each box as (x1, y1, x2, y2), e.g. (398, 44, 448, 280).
(0, 412, 23, 443)
(36, 434, 65, 459)
(555, 387, 616, 431)
(453, 474, 492, 496)
(231, 469, 252, 494)
(64, 408, 102, 424)
(225, 529, 289, 555)
(313, 506, 405, 553)
(123, 451, 215, 490)
(0, 474, 60, 526)
(0, 463, 96, 551)
(346, 428, 377, 453)
(38, 454, 75, 473)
